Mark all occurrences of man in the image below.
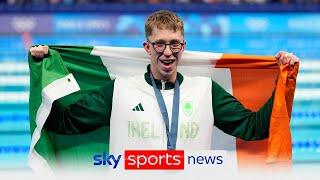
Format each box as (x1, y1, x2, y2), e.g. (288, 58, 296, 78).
(30, 10, 299, 153)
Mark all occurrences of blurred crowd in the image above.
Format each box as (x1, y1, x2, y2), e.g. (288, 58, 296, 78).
(2, 0, 320, 4)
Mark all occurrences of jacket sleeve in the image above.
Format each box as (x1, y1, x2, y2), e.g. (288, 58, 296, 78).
(212, 80, 274, 140)
(44, 80, 114, 134)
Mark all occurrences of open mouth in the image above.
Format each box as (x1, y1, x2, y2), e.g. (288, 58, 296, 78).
(159, 59, 175, 66)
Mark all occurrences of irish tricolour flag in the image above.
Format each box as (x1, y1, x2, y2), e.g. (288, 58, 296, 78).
(28, 46, 298, 173)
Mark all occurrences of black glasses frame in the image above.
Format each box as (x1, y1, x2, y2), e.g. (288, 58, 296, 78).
(148, 40, 185, 53)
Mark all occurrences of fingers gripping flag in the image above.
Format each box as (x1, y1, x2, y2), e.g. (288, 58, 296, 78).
(28, 46, 298, 173)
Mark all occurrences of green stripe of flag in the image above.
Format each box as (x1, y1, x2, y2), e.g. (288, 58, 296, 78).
(29, 46, 112, 170)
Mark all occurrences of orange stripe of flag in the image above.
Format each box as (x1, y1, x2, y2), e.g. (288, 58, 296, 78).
(216, 54, 278, 69)
(214, 54, 298, 169)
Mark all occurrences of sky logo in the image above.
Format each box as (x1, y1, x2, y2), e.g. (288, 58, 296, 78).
(93, 152, 122, 169)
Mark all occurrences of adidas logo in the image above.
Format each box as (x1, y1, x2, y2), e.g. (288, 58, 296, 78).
(132, 103, 144, 111)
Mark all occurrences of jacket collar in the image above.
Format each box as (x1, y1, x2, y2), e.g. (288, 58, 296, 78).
(144, 65, 183, 90)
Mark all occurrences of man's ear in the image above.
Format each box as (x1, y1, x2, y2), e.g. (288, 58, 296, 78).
(143, 41, 151, 55)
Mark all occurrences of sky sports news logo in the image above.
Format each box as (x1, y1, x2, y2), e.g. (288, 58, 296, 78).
(93, 150, 224, 170)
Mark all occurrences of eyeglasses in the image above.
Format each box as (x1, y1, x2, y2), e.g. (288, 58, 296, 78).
(149, 40, 185, 53)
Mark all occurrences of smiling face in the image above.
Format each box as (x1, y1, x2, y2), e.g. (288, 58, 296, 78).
(143, 10, 185, 83)
(143, 27, 185, 83)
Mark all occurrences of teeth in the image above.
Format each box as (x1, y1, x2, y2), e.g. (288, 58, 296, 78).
(160, 60, 174, 65)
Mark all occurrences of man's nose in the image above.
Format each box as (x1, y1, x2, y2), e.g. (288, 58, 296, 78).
(163, 44, 172, 57)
